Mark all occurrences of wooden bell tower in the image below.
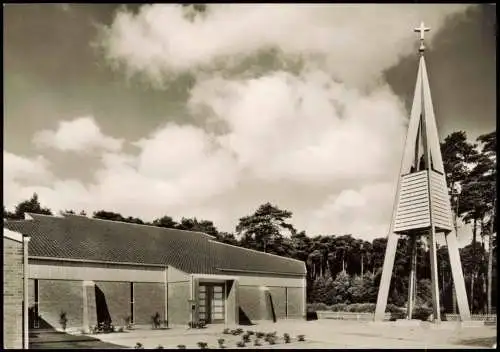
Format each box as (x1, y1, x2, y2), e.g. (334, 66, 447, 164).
(373, 22, 471, 323)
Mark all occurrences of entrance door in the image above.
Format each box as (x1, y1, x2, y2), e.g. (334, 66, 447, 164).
(198, 283, 225, 323)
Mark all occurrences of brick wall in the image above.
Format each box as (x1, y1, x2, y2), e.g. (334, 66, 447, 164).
(39, 280, 83, 329)
(268, 287, 286, 319)
(238, 286, 262, 320)
(95, 281, 130, 327)
(3, 237, 24, 349)
(168, 281, 190, 325)
(286, 287, 303, 318)
(134, 283, 165, 325)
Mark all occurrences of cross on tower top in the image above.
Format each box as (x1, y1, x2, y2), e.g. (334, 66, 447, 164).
(414, 21, 431, 54)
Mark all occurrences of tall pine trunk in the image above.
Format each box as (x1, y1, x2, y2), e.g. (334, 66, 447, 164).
(488, 195, 495, 315)
(471, 217, 477, 313)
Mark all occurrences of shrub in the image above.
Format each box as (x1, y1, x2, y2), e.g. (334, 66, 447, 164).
(254, 339, 262, 346)
(268, 337, 277, 345)
(385, 304, 403, 313)
(134, 342, 144, 349)
(412, 307, 432, 321)
(152, 312, 162, 329)
(177, 345, 186, 349)
(362, 303, 377, 313)
(330, 303, 348, 312)
(283, 333, 291, 343)
(297, 335, 305, 342)
(344, 303, 376, 313)
(236, 341, 246, 348)
(189, 321, 206, 329)
(125, 316, 133, 329)
(94, 321, 114, 334)
(59, 311, 68, 331)
(246, 330, 255, 336)
(217, 338, 225, 348)
(197, 342, 208, 349)
(223, 328, 231, 335)
(256, 332, 265, 339)
(156, 345, 164, 349)
(389, 308, 406, 321)
(307, 302, 330, 311)
(242, 333, 251, 343)
(118, 327, 124, 333)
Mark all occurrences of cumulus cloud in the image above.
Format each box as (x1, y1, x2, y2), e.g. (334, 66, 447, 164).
(33, 116, 124, 153)
(189, 71, 407, 185)
(3, 152, 55, 210)
(5, 4, 474, 241)
(4, 152, 53, 183)
(303, 183, 395, 238)
(101, 4, 470, 86)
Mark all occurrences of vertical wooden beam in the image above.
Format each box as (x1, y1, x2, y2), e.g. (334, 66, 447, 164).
(374, 232, 399, 321)
(164, 267, 168, 327)
(23, 236, 30, 350)
(427, 227, 441, 322)
(445, 231, 471, 321)
(407, 235, 417, 319)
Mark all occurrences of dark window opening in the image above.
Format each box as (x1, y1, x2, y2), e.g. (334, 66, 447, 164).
(130, 283, 134, 324)
(34, 279, 39, 328)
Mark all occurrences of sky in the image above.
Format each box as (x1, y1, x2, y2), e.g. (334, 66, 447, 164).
(3, 4, 496, 246)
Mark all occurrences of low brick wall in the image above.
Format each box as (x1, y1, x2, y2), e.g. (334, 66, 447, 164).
(317, 311, 497, 323)
(317, 311, 391, 321)
(3, 237, 24, 349)
(444, 314, 497, 322)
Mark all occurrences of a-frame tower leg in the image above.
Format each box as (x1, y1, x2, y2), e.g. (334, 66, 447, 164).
(445, 231, 471, 321)
(427, 226, 441, 322)
(374, 232, 399, 321)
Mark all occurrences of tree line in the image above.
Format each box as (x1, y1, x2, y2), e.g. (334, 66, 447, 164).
(3, 130, 496, 314)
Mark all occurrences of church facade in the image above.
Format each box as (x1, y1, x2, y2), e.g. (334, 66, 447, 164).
(4, 213, 306, 333)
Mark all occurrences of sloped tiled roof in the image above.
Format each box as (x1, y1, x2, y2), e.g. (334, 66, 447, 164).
(4, 213, 306, 276)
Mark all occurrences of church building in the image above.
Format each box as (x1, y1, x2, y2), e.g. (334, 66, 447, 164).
(4, 213, 306, 334)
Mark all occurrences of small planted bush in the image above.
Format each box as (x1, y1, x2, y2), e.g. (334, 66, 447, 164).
(156, 345, 164, 349)
(93, 321, 114, 334)
(189, 321, 206, 329)
(177, 345, 186, 349)
(256, 332, 265, 339)
(246, 330, 255, 336)
(197, 341, 208, 349)
(297, 334, 305, 342)
(134, 342, 144, 349)
(254, 339, 262, 346)
(125, 316, 133, 329)
(217, 338, 225, 349)
(242, 333, 251, 343)
(268, 337, 276, 345)
(152, 312, 161, 329)
(118, 327, 124, 333)
(59, 311, 68, 331)
(283, 333, 291, 343)
(223, 328, 231, 335)
(236, 341, 246, 348)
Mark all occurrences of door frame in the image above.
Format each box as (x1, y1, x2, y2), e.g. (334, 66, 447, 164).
(198, 282, 226, 324)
